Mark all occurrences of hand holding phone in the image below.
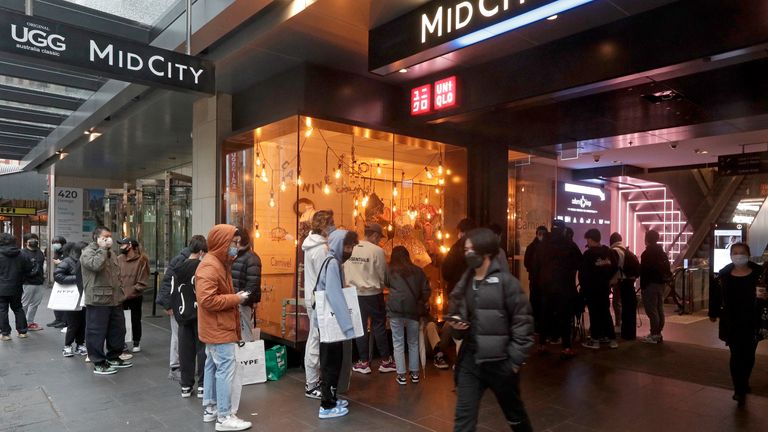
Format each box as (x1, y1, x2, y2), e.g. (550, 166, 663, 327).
(446, 315, 470, 330)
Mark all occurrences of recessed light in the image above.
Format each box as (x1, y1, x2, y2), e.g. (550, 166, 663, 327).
(613, 160, 621, 164)
(547, 15, 558, 20)
(694, 149, 709, 155)
(398, 68, 408, 73)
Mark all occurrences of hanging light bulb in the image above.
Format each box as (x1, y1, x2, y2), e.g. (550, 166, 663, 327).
(260, 167, 268, 182)
(255, 152, 261, 167)
(437, 230, 443, 240)
(435, 187, 440, 194)
(255, 228, 261, 239)
(297, 174, 303, 186)
(446, 169, 452, 175)
(445, 232, 451, 239)
(305, 127, 313, 137)
(387, 224, 393, 231)
(323, 183, 331, 195)
(437, 208, 443, 215)
(354, 198, 359, 207)
(393, 204, 397, 212)
(353, 208, 358, 217)
(440, 245, 448, 254)
(438, 178, 445, 186)
(334, 163, 342, 179)
(269, 191, 275, 208)
(280, 180, 287, 192)
(425, 167, 433, 179)
(436, 294, 443, 306)
(437, 161, 444, 175)
(377, 164, 382, 175)
(426, 213, 432, 220)
(424, 196, 429, 204)
(393, 184, 398, 197)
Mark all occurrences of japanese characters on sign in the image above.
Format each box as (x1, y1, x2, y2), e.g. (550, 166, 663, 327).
(411, 84, 432, 115)
(410, 76, 458, 116)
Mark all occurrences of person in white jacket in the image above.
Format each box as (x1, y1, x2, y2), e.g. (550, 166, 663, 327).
(302, 210, 334, 399)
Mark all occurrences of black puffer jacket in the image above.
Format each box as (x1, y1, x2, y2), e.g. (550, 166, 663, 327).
(232, 248, 262, 305)
(449, 260, 534, 368)
(54, 257, 81, 293)
(20, 247, 45, 285)
(386, 265, 431, 321)
(0, 245, 34, 297)
(157, 247, 191, 309)
(640, 243, 671, 289)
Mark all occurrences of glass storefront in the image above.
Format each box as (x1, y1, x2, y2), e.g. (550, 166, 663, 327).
(222, 116, 468, 345)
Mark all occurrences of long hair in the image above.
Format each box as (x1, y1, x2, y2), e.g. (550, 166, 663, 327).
(389, 246, 417, 276)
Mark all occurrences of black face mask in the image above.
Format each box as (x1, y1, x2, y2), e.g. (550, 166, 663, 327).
(119, 248, 130, 255)
(464, 252, 483, 269)
(27, 240, 39, 249)
(342, 251, 352, 262)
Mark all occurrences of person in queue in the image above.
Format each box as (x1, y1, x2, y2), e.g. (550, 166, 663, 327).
(56, 241, 88, 357)
(48, 235, 69, 329)
(231, 226, 262, 343)
(639, 229, 671, 344)
(81, 227, 131, 375)
(314, 229, 358, 419)
(488, 223, 511, 273)
(524, 225, 547, 346)
(386, 246, 431, 385)
(609, 232, 638, 340)
(302, 210, 335, 399)
(579, 228, 618, 350)
(196, 224, 252, 431)
(0, 233, 34, 341)
(708, 243, 766, 406)
(442, 219, 477, 296)
(447, 228, 534, 432)
(117, 237, 150, 354)
(20, 233, 46, 331)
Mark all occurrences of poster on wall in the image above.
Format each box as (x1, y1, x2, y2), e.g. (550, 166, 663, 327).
(82, 189, 105, 241)
(54, 187, 83, 242)
(556, 182, 611, 246)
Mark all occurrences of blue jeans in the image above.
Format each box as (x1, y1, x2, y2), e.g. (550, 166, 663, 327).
(203, 343, 236, 417)
(390, 318, 419, 374)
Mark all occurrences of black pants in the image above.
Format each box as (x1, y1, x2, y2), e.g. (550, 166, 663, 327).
(53, 310, 66, 324)
(320, 341, 344, 409)
(123, 296, 143, 344)
(729, 337, 758, 395)
(0, 295, 27, 335)
(355, 294, 390, 361)
(619, 279, 637, 340)
(178, 319, 205, 388)
(585, 287, 615, 340)
(529, 282, 542, 336)
(454, 351, 533, 432)
(541, 293, 574, 349)
(65, 309, 86, 346)
(86, 305, 125, 365)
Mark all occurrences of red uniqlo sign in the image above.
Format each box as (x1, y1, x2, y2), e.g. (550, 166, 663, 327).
(434, 76, 457, 110)
(411, 84, 432, 115)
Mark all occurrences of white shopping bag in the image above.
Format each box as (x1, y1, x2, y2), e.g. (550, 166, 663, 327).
(124, 310, 132, 343)
(237, 340, 267, 385)
(315, 285, 365, 343)
(47, 283, 81, 311)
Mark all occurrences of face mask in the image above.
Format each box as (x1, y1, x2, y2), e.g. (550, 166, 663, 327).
(52, 243, 62, 252)
(98, 237, 113, 249)
(731, 255, 749, 266)
(119, 247, 130, 255)
(27, 240, 39, 248)
(342, 251, 352, 262)
(228, 246, 238, 258)
(464, 252, 483, 269)
(536, 235, 544, 242)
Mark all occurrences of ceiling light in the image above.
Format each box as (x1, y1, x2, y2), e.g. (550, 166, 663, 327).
(547, 14, 558, 20)
(694, 149, 709, 155)
(398, 68, 408, 73)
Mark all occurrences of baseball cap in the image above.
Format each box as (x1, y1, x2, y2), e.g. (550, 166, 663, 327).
(116, 237, 138, 247)
(364, 223, 383, 236)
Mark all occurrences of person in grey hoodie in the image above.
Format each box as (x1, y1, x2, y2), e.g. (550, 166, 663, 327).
(313, 229, 358, 419)
(302, 210, 334, 399)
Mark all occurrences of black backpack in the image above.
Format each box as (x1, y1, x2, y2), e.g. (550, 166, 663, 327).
(619, 247, 641, 279)
(169, 260, 201, 323)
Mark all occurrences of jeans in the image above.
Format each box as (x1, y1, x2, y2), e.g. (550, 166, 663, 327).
(178, 319, 205, 389)
(122, 296, 143, 344)
(319, 341, 343, 409)
(65, 309, 86, 346)
(305, 309, 321, 388)
(642, 282, 665, 336)
(454, 350, 533, 432)
(729, 337, 758, 395)
(86, 305, 126, 364)
(0, 295, 27, 335)
(390, 318, 419, 374)
(585, 286, 616, 341)
(203, 343, 237, 418)
(355, 293, 390, 361)
(170, 316, 180, 369)
(21, 284, 44, 323)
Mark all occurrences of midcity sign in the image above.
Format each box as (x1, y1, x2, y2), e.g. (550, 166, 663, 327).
(369, 0, 593, 75)
(0, 10, 214, 94)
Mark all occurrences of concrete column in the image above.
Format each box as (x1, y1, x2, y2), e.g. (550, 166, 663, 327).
(192, 93, 231, 236)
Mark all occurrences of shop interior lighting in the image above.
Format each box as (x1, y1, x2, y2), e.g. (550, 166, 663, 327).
(437, 161, 444, 175)
(269, 191, 275, 208)
(425, 167, 434, 179)
(547, 15, 558, 20)
(393, 184, 398, 197)
(454, 0, 593, 47)
(398, 68, 408, 73)
(334, 164, 342, 179)
(377, 163, 382, 175)
(260, 167, 268, 183)
(280, 180, 287, 192)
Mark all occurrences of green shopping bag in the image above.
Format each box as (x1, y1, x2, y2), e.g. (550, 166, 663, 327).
(265, 345, 287, 381)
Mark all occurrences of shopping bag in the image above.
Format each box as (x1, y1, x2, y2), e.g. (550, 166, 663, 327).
(124, 310, 132, 343)
(315, 286, 365, 343)
(265, 345, 287, 381)
(237, 340, 267, 385)
(47, 283, 81, 311)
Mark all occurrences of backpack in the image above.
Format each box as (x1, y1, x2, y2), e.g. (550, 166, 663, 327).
(620, 247, 641, 279)
(169, 261, 200, 323)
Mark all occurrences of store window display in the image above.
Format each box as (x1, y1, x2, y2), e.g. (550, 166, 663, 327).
(222, 116, 467, 345)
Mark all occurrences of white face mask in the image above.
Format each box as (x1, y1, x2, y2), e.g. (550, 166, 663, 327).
(731, 254, 749, 267)
(97, 237, 113, 249)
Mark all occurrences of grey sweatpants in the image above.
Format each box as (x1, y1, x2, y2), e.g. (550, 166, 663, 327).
(642, 283, 665, 336)
(21, 284, 44, 323)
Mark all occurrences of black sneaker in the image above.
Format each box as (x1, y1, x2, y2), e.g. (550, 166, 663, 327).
(181, 387, 192, 398)
(396, 374, 407, 385)
(108, 359, 133, 369)
(305, 385, 322, 399)
(197, 387, 204, 399)
(93, 363, 118, 375)
(410, 372, 420, 383)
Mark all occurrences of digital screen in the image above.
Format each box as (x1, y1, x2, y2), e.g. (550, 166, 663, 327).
(713, 228, 743, 273)
(556, 182, 612, 246)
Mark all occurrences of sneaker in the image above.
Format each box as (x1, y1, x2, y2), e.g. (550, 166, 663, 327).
(85, 355, 91, 363)
(352, 361, 371, 374)
(598, 337, 610, 344)
(215, 414, 252, 431)
(396, 374, 407, 385)
(28, 323, 43, 331)
(60, 327, 68, 333)
(46, 320, 63, 327)
(319, 405, 349, 419)
(410, 372, 420, 383)
(378, 359, 397, 373)
(433, 353, 449, 369)
(640, 334, 659, 344)
(609, 340, 619, 349)
(1, 334, 10, 341)
(63, 346, 74, 357)
(54, 321, 67, 329)
(168, 368, 181, 381)
(76, 345, 88, 356)
(181, 387, 192, 398)
(108, 359, 133, 369)
(17, 332, 27, 339)
(305, 385, 322, 399)
(119, 352, 134, 361)
(132, 344, 141, 353)
(336, 399, 349, 409)
(581, 340, 600, 350)
(93, 363, 118, 375)
(548, 338, 562, 345)
(203, 406, 218, 423)
(560, 348, 576, 359)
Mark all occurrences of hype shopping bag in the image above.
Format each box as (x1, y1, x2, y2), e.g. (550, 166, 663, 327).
(265, 345, 287, 381)
(314, 286, 365, 343)
(47, 283, 81, 311)
(237, 340, 267, 385)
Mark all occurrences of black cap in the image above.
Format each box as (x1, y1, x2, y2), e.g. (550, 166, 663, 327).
(116, 237, 138, 247)
(552, 219, 566, 229)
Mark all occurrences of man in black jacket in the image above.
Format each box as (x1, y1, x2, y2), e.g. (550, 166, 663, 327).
(20, 233, 46, 331)
(580, 229, 618, 350)
(639, 230, 671, 344)
(523, 225, 547, 341)
(441, 219, 477, 301)
(0, 233, 34, 340)
(232, 227, 262, 343)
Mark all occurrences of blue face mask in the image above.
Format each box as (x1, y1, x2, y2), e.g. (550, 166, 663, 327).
(228, 246, 238, 258)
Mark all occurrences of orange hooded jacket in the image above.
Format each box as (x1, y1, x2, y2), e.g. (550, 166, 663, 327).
(195, 224, 242, 344)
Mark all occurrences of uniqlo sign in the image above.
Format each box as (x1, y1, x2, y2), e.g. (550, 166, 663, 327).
(434, 76, 457, 110)
(411, 84, 432, 115)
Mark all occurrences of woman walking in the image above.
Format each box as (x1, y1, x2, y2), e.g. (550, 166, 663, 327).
(386, 246, 431, 385)
(55, 242, 88, 357)
(709, 243, 766, 406)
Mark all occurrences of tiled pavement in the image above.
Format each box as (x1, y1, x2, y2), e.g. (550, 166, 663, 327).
(1, 295, 767, 432)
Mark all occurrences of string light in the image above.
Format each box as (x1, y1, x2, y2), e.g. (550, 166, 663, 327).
(393, 204, 397, 212)
(255, 151, 261, 167)
(437, 208, 443, 215)
(323, 182, 331, 195)
(260, 167, 268, 182)
(435, 187, 440, 194)
(424, 196, 429, 204)
(445, 232, 451, 239)
(425, 167, 433, 179)
(334, 163, 342, 179)
(387, 224, 393, 231)
(269, 191, 275, 208)
(426, 213, 432, 220)
(280, 180, 287, 192)
(437, 230, 443, 240)
(446, 169, 452, 175)
(437, 161, 444, 175)
(353, 208, 358, 217)
(440, 245, 448, 254)
(436, 294, 443, 305)
(297, 173, 303, 186)
(393, 184, 398, 197)
(377, 164, 382, 175)
(438, 178, 445, 186)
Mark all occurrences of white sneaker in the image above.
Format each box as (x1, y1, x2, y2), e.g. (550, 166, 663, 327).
(215, 415, 252, 431)
(203, 406, 218, 423)
(132, 345, 141, 353)
(609, 340, 619, 349)
(60, 327, 68, 333)
(62, 346, 74, 357)
(85, 355, 91, 363)
(119, 352, 133, 361)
